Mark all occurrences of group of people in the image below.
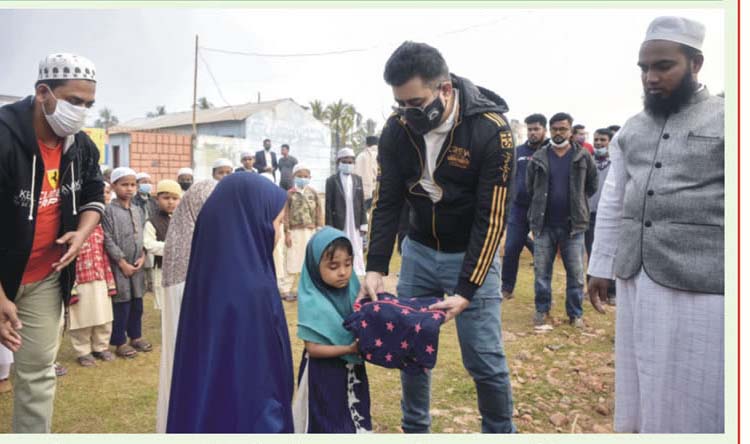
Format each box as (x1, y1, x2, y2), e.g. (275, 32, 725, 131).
(0, 14, 724, 435)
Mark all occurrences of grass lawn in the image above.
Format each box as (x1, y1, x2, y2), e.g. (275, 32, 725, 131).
(0, 248, 616, 433)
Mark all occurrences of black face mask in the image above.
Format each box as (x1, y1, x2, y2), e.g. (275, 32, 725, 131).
(401, 94, 446, 136)
(178, 181, 192, 191)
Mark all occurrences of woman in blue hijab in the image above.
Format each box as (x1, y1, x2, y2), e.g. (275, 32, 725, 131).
(292, 227, 371, 433)
(167, 172, 293, 433)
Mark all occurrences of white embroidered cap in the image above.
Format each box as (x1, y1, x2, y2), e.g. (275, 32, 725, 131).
(38, 53, 97, 82)
(111, 167, 137, 184)
(212, 158, 233, 169)
(336, 148, 355, 160)
(644, 16, 705, 50)
(292, 164, 310, 175)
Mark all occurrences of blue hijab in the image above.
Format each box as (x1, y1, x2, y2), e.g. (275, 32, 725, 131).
(297, 227, 361, 364)
(167, 172, 294, 433)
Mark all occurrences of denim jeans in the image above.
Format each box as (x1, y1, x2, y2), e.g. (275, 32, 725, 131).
(396, 237, 515, 433)
(533, 227, 585, 319)
(501, 205, 534, 293)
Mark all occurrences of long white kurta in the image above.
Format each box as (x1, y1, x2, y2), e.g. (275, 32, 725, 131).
(144, 221, 166, 310)
(340, 172, 366, 276)
(0, 344, 13, 380)
(588, 134, 724, 433)
(155, 282, 186, 433)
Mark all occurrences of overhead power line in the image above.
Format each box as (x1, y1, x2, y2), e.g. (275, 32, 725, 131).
(199, 18, 507, 59)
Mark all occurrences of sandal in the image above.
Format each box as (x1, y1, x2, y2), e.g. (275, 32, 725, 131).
(55, 363, 68, 377)
(92, 350, 115, 362)
(130, 339, 153, 352)
(77, 354, 97, 367)
(115, 344, 137, 358)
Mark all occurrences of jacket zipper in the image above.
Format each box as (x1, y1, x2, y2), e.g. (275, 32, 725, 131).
(397, 119, 430, 199)
(430, 101, 462, 252)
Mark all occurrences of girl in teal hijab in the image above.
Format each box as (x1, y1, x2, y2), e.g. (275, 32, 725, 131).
(293, 227, 372, 433)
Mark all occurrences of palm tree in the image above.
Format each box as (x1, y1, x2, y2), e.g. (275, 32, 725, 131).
(324, 99, 354, 149)
(309, 100, 326, 122)
(94, 108, 119, 129)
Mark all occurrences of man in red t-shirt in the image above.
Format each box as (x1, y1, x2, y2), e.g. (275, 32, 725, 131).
(0, 53, 104, 433)
(572, 124, 595, 154)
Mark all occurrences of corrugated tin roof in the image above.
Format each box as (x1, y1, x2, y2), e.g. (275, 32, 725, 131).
(0, 94, 23, 105)
(109, 98, 293, 134)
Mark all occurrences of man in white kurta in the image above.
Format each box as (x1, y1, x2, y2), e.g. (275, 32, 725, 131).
(588, 16, 724, 433)
(340, 157, 367, 277)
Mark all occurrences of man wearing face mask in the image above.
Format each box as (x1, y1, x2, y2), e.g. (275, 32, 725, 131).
(584, 129, 616, 305)
(325, 148, 367, 277)
(588, 17, 724, 433)
(176, 167, 194, 191)
(0, 53, 105, 432)
(526, 113, 597, 329)
(572, 124, 594, 155)
(500, 113, 549, 301)
(362, 41, 515, 433)
(134, 172, 158, 222)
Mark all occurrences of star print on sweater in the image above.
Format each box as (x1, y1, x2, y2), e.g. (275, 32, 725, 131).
(343, 293, 446, 375)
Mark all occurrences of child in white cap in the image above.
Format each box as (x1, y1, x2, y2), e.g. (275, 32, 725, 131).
(102, 167, 150, 358)
(278, 164, 323, 301)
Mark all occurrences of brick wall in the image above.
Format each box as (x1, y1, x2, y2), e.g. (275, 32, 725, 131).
(127, 132, 192, 184)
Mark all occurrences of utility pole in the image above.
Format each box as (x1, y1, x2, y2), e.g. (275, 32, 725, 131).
(191, 34, 199, 168)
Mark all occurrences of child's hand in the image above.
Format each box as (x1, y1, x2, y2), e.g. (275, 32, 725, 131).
(348, 340, 359, 354)
(285, 233, 292, 248)
(119, 259, 136, 277)
(133, 254, 145, 270)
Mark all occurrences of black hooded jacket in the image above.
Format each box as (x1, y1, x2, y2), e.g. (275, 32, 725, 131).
(366, 74, 514, 300)
(0, 96, 105, 303)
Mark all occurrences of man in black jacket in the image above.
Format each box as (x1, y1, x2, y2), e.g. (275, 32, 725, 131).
(361, 41, 515, 433)
(254, 138, 278, 179)
(526, 113, 597, 328)
(0, 53, 104, 432)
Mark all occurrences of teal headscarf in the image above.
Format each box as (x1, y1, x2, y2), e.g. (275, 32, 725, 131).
(297, 227, 361, 364)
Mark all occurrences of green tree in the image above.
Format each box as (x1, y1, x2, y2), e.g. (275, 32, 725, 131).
(309, 100, 326, 121)
(94, 108, 119, 129)
(146, 105, 167, 118)
(197, 97, 213, 110)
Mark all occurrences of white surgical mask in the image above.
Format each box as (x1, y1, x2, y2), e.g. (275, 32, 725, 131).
(339, 163, 354, 175)
(42, 86, 88, 137)
(550, 135, 570, 148)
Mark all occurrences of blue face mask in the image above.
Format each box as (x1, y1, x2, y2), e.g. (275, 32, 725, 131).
(139, 183, 152, 194)
(295, 177, 311, 189)
(595, 148, 609, 157)
(339, 163, 354, 175)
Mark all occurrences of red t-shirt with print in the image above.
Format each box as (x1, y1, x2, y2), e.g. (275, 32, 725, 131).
(22, 140, 64, 284)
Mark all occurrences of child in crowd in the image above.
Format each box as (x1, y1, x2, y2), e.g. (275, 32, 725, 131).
(102, 167, 150, 359)
(167, 173, 294, 433)
(293, 227, 371, 433)
(68, 213, 117, 367)
(279, 164, 323, 301)
(144, 180, 182, 310)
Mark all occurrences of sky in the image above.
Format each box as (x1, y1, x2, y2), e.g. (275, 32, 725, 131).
(0, 6, 725, 140)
